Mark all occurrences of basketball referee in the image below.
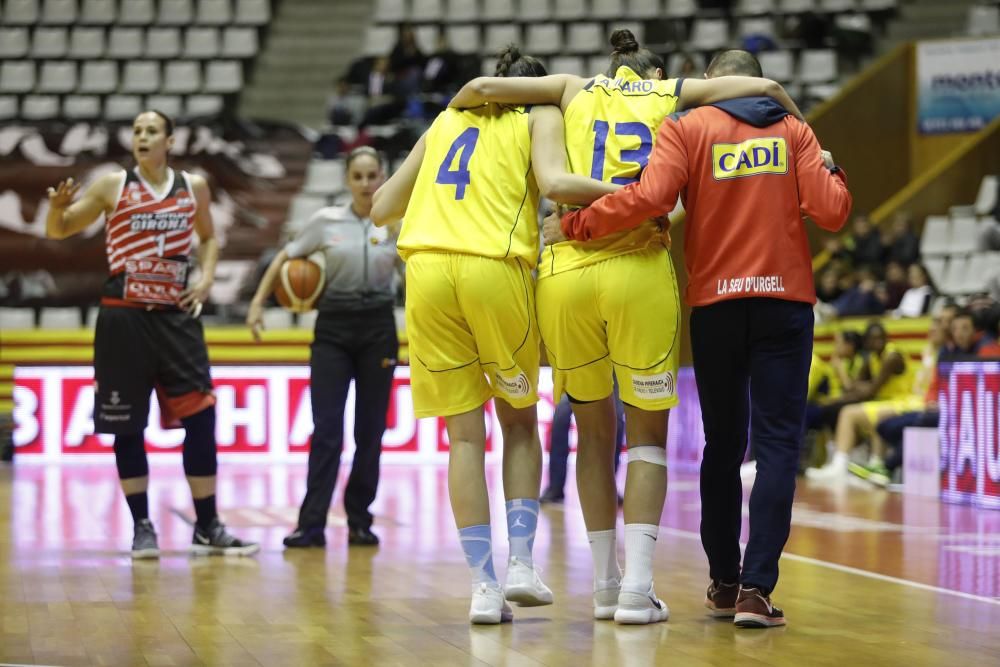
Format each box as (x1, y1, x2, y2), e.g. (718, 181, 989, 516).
(549, 50, 853, 628)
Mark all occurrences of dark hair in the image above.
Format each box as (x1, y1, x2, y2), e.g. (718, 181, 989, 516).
(706, 49, 763, 78)
(346, 146, 385, 172)
(953, 307, 975, 323)
(840, 330, 863, 352)
(494, 44, 548, 78)
(864, 321, 887, 340)
(139, 109, 174, 136)
(605, 29, 664, 78)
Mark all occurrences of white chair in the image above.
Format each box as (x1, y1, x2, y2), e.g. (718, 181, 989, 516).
(0, 308, 36, 329)
(798, 49, 838, 83)
(204, 60, 243, 93)
(122, 61, 161, 94)
(40, 0, 76, 23)
(21, 95, 61, 120)
(974, 175, 998, 216)
(940, 256, 970, 295)
(63, 94, 101, 118)
(411, 0, 444, 21)
(363, 25, 396, 57)
(738, 17, 777, 39)
(163, 58, 203, 92)
(920, 216, 951, 256)
(737, 0, 775, 14)
(262, 308, 293, 330)
(31, 27, 68, 58)
(923, 257, 946, 288)
(0, 28, 30, 58)
(626, 0, 661, 19)
(414, 25, 439, 54)
(197, 0, 232, 25)
(819, 0, 855, 11)
(0, 62, 35, 93)
(567, 23, 604, 54)
(480, 57, 498, 76)
(38, 61, 77, 94)
(158, 0, 194, 26)
(447, 0, 479, 22)
(593, 0, 625, 19)
(118, 0, 154, 25)
(484, 25, 521, 55)
(482, 0, 514, 20)
(950, 217, 980, 255)
(779, 0, 816, 11)
(146, 94, 183, 119)
(186, 94, 224, 115)
(105, 94, 143, 120)
(805, 82, 840, 101)
(0, 96, 18, 119)
(39, 307, 82, 328)
(664, 0, 698, 18)
(79, 60, 117, 93)
(235, 0, 270, 25)
(69, 27, 106, 59)
(222, 27, 259, 58)
(690, 19, 730, 52)
(107, 27, 145, 59)
(146, 28, 183, 59)
(555, 0, 586, 19)
(304, 160, 347, 195)
(525, 24, 563, 56)
(960, 252, 994, 294)
(835, 12, 872, 33)
(445, 25, 480, 55)
(588, 54, 611, 76)
(374, 0, 408, 23)
(287, 194, 328, 225)
(759, 50, 794, 81)
(520, 0, 552, 21)
(860, 0, 895, 8)
(550, 56, 586, 77)
(185, 27, 221, 58)
(3, 0, 40, 24)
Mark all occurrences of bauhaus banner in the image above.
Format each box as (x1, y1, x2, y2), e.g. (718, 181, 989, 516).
(916, 38, 1000, 134)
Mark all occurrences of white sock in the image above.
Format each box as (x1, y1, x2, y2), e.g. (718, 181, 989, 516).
(587, 529, 620, 590)
(830, 450, 849, 471)
(622, 523, 658, 595)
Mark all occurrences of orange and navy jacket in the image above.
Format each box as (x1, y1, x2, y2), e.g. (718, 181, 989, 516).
(561, 97, 852, 307)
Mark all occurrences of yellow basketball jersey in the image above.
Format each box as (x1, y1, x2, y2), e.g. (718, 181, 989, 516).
(539, 66, 682, 278)
(398, 105, 540, 267)
(870, 343, 918, 400)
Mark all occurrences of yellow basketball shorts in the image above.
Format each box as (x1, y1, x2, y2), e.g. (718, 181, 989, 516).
(404, 252, 540, 418)
(537, 245, 680, 411)
(860, 396, 925, 425)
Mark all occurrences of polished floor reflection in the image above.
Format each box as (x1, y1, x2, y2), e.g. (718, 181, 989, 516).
(2, 462, 998, 666)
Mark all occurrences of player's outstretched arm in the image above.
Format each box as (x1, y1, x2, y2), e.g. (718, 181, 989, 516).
(179, 175, 217, 316)
(372, 132, 427, 227)
(529, 106, 620, 205)
(45, 173, 118, 239)
(680, 77, 804, 120)
(449, 74, 577, 109)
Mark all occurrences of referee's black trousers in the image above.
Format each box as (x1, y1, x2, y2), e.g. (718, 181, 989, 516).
(690, 297, 813, 595)
(298, 306, 398, 532)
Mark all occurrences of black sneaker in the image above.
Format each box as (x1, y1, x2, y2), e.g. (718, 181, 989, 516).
(283, 526, 327, 548)
(734, 586, 786, 628)
(539, 488, 565, 504)
(704, 581, 739, 617)
(132, 519, 160, 560)
(191, 518, 260, 556)
(348, 526, 379, 546)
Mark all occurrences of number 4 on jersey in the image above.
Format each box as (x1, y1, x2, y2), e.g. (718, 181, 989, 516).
(435, 127, 480, 200)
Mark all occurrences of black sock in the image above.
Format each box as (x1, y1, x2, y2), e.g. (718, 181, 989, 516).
(193, 495, 217, 529)
(125, 492, 149, 522)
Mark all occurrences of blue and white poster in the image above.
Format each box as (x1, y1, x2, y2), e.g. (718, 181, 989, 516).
(917, 38, 1000, 135)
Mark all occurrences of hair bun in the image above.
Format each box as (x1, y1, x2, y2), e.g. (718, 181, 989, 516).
(609, 29, 639, 54)
(494, 44, 522, 77)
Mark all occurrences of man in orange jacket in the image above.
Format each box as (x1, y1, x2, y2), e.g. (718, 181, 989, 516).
(546, 50, 852, 629)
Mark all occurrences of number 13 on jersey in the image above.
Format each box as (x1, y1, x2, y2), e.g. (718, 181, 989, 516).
(435, 127, 480, 200)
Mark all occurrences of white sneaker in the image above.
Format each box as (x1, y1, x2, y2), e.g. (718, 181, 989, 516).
(504, 557, 554, 607)
(469, 583, 513, 625)
(805, 462, 847, 482)
(614, 585, 670, 625)
(593, 578, 621, 620)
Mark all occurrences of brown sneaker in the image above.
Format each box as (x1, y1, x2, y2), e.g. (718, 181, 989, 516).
(704, 581, 739, 617)
(734, 586, 786, 628)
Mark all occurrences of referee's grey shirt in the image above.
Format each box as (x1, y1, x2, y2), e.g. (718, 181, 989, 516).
(284, 204, 399, 313)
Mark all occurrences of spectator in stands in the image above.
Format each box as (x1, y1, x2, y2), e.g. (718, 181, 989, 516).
(816, 267, 844, 305)
(671, 53, 700, 78)
(389, 23, 425, 96)
(882, 211, 920, 266)
(880, 260, 908, 311)
(423, 33, 464, 97)
(327, 76, 367, 127)
(831, 268, 884, 317)
(942, 308, 986, 359)
(360, 56, 406, 127)
(847, 214, 883, 269)
(893, 263, 935, 318)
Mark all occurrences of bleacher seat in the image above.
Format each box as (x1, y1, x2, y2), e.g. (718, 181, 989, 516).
(961, 252, 995, 294)
(923, 257, 946, 288)
(759, 50, 794, 81)
(186, 27, 221, 59)
(567, 23, 605, 54)
(0, 62, 35, 93)
(105, 94, 142, 120)
(483, 0, 515, 21)
(593, 0, 625, 19)
(779, 0, 816, 11)
(950, 217, 980, 255)
(122, 61, 161, 94)
(303, 160, 347, 195)
(480, 57, 498, 76)
(63, 94, 101, 118)
(835, 12, 873, 33)
(31, 27, 69, 58)
(222, 27, 259, 59)
(940, 256, 969, 295)
(69, 27, 106, 59)
(79, 61, 117, 93)
(798, 49, 838, 83)
(588, 54, 611, 76)
(974, 175, 998, 216)
(737, 0, 776, 14)
(204, 60, 243, 93)
(158, 0, 194, 26)
(197, 0, 232, 25)
(447, 0, 479, 22)
(627, 0, 662, 19)
(235, 0, 271, 25)
(363, 25, 396, 56)
(37, 61, 77, 94)
(80, 0, 115, 24)
(920, 216, 951, 256)
(664, 0, 698, 18)
(118, 0, 154, 25)
(555, 0, 586, 19)
(0, 308, 36, 329)
(3, 0, 40, 24)
(520, 0, 552, 21)
(39, 307, 82, 328)
(186, 94, 224, 115)
(485, 25, 522, 55)
(550, 56, 586, 78)
(0, 28, 30, 58)
(146, 28, 183, 59)
(526, 24, 563, 56)
(262, 308, 294, 330)
(413, 25, 439, 54)
(690, 19, 730, 52)
(146, 94, 184, 119)
(968, 5, 1000, 37)
(21, 95, 60, 120)
(375, 0, 408, 23)
(446, 25, 480, 55)
(0, 96, 18, 120)
(107, 27, 145, 59)
(411, 0, 444, 21)
(738, 17, 777, 39)
(859, 0, 895, 9)
(40, 0, 75, 23)
(288, 194, 329, 227)
(819, 0, 856, 11)
(163, 61, 201, 94)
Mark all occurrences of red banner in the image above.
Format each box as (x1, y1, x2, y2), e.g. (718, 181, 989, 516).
(939, 362, 1000, 509)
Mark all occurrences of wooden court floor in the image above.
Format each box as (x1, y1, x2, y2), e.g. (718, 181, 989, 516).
(1, 462, 999, 666)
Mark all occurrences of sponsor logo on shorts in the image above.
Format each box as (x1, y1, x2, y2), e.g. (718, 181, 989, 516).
(632, 371, 675, 399)
(494, 372, 531, 399)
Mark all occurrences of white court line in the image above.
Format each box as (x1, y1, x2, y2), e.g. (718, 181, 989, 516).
(657, 526, 1000, 608)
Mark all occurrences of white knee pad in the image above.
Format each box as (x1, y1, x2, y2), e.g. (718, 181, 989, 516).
(627, 445, 667, 467)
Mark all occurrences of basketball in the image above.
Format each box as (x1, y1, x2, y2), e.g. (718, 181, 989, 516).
(274, 253, 325, 313)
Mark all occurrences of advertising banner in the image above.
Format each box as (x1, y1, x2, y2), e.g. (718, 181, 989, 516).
(938, 361, 1000, 509)
(916, 38, 1000, 134)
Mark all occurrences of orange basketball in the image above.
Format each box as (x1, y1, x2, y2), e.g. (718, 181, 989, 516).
(274, 255, 325, 313)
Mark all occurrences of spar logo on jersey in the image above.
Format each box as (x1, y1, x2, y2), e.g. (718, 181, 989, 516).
(712, 137, 788, 181)
(495, 372, 531, 399)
